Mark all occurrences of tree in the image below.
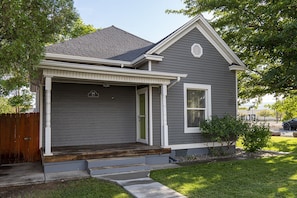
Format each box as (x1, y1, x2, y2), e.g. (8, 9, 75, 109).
(66, 18, 97, 39)
(0, 74, 33, 113)
(0, 97, 14, 114)
(0, 1, 96, 112)
(0, 0, 78, 78)
(258, 109, 273, 121)
(0, 0, 78, 112)
(268, 96, 297, 121)
(54, 17, 97, 42)
(167, 0, 297, 100)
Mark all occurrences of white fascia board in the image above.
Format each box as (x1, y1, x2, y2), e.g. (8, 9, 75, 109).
(132, 54, 164, 66)
(144, 54, 164, 61)
(146, 15, 246, 69)
(229, 65, 246, 71)
(45, 53, 133, 67)
(46, 53, 164, 68)
(39, 60, 187, 79)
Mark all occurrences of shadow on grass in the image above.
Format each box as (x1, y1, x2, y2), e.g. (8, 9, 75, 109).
(151, 153, 297, 198)
(266, 138, 297, 154)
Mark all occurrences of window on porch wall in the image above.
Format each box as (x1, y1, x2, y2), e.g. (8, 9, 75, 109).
(184, 83, 211, 133)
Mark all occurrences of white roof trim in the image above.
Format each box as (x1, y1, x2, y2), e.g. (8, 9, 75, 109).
(39, 60, 187, 81)
(229, 65, 246, 71)
(45, 53, 164, 68)
(131, 54, 164, 66)
(46, 53, 133, 67)
(146, 15, 246, 68)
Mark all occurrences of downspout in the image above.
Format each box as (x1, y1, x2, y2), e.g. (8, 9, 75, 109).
(168, 76, 181, 89)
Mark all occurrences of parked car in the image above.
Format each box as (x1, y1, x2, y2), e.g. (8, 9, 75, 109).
(283, 118, 297, 130)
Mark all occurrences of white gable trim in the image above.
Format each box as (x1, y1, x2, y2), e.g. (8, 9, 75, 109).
(146, 15, 245, 68)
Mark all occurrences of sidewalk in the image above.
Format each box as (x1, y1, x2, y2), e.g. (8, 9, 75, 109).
(0, 162, 89, 188)
(0, 162, 45, 188)
(98, 170, 187, 198)
(0, 162, 186, 198)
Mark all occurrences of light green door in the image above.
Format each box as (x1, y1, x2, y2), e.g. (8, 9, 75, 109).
(137, 88, 147, 143)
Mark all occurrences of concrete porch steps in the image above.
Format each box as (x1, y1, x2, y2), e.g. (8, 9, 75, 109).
(43, 153, 170, 174)
(87, 157, 150, 176)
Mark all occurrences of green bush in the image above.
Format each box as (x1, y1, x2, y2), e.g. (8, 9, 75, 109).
(201, 115, 249, 149)
(242, 123, 271, 152)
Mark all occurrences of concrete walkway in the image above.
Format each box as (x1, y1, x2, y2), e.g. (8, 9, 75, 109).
(0, 162, 186, 198)
(0, 162, 89, 188)
(98, 171, 187, 198)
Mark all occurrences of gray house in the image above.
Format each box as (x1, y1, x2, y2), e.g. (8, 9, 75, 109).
(36, 15, 245, 173)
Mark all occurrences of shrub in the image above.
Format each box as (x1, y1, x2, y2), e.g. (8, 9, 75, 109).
(242, 123, 271, 152)
(201, 115, 249, 149)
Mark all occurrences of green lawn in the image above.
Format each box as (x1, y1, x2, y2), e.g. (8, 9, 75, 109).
(151, 137, 297, 198)
(237, 136, 297, 152)
(2, 178, 132, 198)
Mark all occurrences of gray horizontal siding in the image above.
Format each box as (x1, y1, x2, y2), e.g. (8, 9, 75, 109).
(152, 28, 236, 145)
(51, 83, 136, 147)
(152, 87, 161, 146)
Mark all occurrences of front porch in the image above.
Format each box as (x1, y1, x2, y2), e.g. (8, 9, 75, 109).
(42, 143, 171, 163)
(38, 59, 187, 157)
(41, 143, 172, 174)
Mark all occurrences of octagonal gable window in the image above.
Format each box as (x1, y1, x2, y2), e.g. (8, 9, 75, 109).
(191, 43, 203, 58)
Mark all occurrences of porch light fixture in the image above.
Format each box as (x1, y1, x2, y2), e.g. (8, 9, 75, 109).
(88, 90, 99, 98)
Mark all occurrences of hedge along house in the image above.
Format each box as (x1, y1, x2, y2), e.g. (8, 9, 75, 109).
(35, 15, 245, 174)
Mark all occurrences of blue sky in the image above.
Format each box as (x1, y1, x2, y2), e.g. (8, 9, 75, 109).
(73, 0, 191, 43)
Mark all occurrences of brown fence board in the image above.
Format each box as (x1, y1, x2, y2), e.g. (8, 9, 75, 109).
(0, 113, 40, 164)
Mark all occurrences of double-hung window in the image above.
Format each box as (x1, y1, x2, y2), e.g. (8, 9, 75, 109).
(184, 83, 211, 133)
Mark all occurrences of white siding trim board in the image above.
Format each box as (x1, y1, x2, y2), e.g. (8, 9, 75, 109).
(169, 142, 234, 150)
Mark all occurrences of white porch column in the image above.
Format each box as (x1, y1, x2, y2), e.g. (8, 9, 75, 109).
(39, 86, 43, 149)
(44, 76, 53, 156)
(161, 84, 168, 147)
(149, 85, 153, 146)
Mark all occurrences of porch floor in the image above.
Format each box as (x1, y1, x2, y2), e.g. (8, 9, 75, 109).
(42, 143, 171, 163)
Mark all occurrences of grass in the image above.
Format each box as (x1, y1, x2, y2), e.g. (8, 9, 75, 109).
(4, 137, 297, 198)
(151, 137, 297, 198)
(237, 136, 297, 152)
(1, 178, 132, 198)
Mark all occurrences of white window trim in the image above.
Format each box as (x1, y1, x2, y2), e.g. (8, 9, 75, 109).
(184, 83, 212, 133)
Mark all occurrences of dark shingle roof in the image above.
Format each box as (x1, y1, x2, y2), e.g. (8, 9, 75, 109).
(46, 26, 155, 61)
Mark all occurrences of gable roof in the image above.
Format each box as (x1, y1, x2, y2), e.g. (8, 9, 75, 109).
(45, 15, 245, 69)
(147, 15, 245, 68)
(46, 26, 154, 61)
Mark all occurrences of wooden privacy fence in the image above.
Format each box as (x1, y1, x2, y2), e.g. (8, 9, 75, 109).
(0, 113, 40, 164)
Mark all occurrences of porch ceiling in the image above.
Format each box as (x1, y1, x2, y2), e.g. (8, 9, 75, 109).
(39, 60, 187, 85)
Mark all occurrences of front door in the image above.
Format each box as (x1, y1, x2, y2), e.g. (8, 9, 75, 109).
(137, 88, 148, 144)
